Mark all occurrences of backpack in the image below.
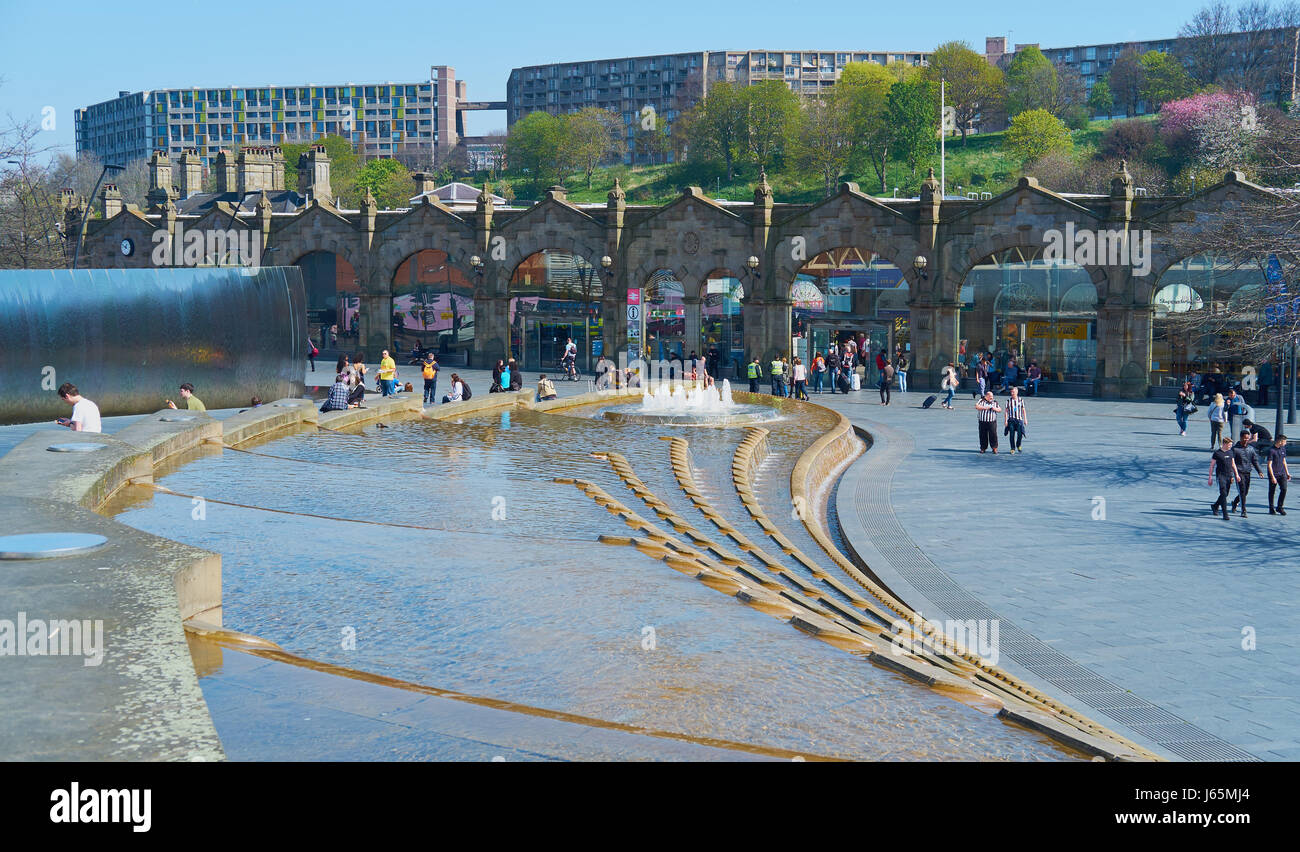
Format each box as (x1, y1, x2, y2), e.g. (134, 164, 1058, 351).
(461, 381, 472, 401)
(422, 362, 435, 380)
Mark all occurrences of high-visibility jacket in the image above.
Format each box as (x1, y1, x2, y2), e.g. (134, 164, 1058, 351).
(770, 360, 784, 376)
(747, 362, 761, 379)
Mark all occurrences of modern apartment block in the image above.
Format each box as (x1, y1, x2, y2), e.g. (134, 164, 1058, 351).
(506, 48, 930, 164)
(987, 26, 1299, 112)
(75, 66, 469, 168)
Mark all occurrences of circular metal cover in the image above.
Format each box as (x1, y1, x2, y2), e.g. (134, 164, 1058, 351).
(159, 415, 196, 422)
(0, 532, 109, 560)
(47, 443, 109, 453)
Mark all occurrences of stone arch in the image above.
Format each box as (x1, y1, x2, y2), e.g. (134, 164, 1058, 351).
(948, 231, 1111, 303)
(507, 248, 605, 372)
(387, 248, 477, 357)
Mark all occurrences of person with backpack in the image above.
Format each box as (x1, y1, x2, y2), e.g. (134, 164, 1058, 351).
(421, 352, 439, 405)
(537, 374, 557, 401)
(878, 358, 894, 405)
(307, 337, 318, 372)
(442, 373, 467, 404)
(811, 351, 826, 394)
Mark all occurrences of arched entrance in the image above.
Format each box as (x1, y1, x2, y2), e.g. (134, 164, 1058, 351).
(295, 250, 358, 350)
(644, 269, 686, 363)
(701, 268, 745, 379)
(791, 247, 906, 385)
(960, 248, 1098, 383)
(391, 249, 475, 363)
(1150, 253, 1268, 388)
(509, 250, 604, 373)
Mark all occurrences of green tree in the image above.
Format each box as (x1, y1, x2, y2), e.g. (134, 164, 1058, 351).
(1139, 50, 1195, 110)
(566, 107, 625, 189)
(887, 79, 940, 176)
(1004, 108, 1073, 163)
(684, 81, 748, 181)
(506, 111, 570, 194)
(635, 121, 671, 164)
(1004, 46, 1058, 117)
(925, 41, 1004, 144)
(838, 62, 897, 192)
(743, 80, 801, 170)
(282, 134, 359, 204)
(1088, 77, 1114, 116)
(791, 92, 853, 196)
(1108, 48, 1145, 117)
(354, 157, 414, 209)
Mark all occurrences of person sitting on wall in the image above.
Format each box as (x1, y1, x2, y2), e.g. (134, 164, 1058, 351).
(166, 383, 206, 411)
(537, 374, 558, 401)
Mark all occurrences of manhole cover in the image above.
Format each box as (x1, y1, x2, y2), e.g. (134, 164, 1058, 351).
(0, 532, 109, 560)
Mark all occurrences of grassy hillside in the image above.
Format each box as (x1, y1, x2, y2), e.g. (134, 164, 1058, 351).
(502, 118, 1129, 205)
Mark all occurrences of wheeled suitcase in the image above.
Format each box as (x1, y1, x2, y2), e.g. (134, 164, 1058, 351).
(850, 373, 861, 391)
(922, 394, 937, 409)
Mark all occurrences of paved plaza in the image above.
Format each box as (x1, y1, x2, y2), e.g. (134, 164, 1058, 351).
(810, 385, 1299, 761)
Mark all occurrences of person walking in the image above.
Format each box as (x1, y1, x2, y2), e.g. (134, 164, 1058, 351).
(55, 382, 102, 433)
(1004, 387, 1027, 453)
(1268, 434, 1290, 515)
(811, 351, 826, 394)
(1229, 430, 1265, 516)
(782, 357, 794, 397)
(976, 391, 1002, 454)
(976, 355, 989, 399)
(879, 358, 894, 405)
(307, 337, 318, 372)
(1207, 392, 1227, 448)
(1175, 379, 1196, 436)
(746, 356, 763, 393)
(940, 361, 959, 409)
(1208, 437, 1241, 521)
(791, 357, 808, 401)
(896, 351, 909, 393)
(377, 349, 397, 397)
(421, 352, 439, 405)
(826, 348, 840, 394)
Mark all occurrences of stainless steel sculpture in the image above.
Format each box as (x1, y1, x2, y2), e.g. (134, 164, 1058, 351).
(0, 267, 307, 424)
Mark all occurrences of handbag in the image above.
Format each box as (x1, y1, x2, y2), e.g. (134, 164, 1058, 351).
(1183, 402, 1197, 413)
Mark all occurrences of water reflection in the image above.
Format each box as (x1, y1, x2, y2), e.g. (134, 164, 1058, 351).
(105, 409, 1081, 760)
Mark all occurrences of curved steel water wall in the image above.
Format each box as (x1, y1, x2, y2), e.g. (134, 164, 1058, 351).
(0, 266, 306, 424)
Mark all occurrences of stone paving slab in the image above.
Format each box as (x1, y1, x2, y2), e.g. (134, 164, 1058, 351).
(811, 387, 1297, 760)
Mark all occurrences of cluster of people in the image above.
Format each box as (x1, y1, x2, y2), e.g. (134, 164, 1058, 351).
(1209, 429, 1290, 519)
(972, 388, 1030, 454)
(55, 381, 215, 430)
(744, 342, 910, 405)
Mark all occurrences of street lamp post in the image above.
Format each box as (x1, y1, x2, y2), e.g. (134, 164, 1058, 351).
(71, 162, 124, 269)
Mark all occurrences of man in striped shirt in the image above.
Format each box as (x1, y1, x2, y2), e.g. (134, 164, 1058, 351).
(976, 391, 1002, 454)
(1004, 388, 1027, 454)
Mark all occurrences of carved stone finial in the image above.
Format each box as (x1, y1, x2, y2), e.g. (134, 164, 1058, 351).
(255, 189, 272, 212)
(608, 177, 625, 205)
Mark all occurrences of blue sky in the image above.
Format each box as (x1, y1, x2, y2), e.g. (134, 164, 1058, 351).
(1, 0, 1207, 156)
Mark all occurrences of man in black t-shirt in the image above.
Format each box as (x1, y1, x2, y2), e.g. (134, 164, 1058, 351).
(1268, 435, 1291, 515)
(1208, 437, 1241, 521)
(1229, 430, 1265, 516)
